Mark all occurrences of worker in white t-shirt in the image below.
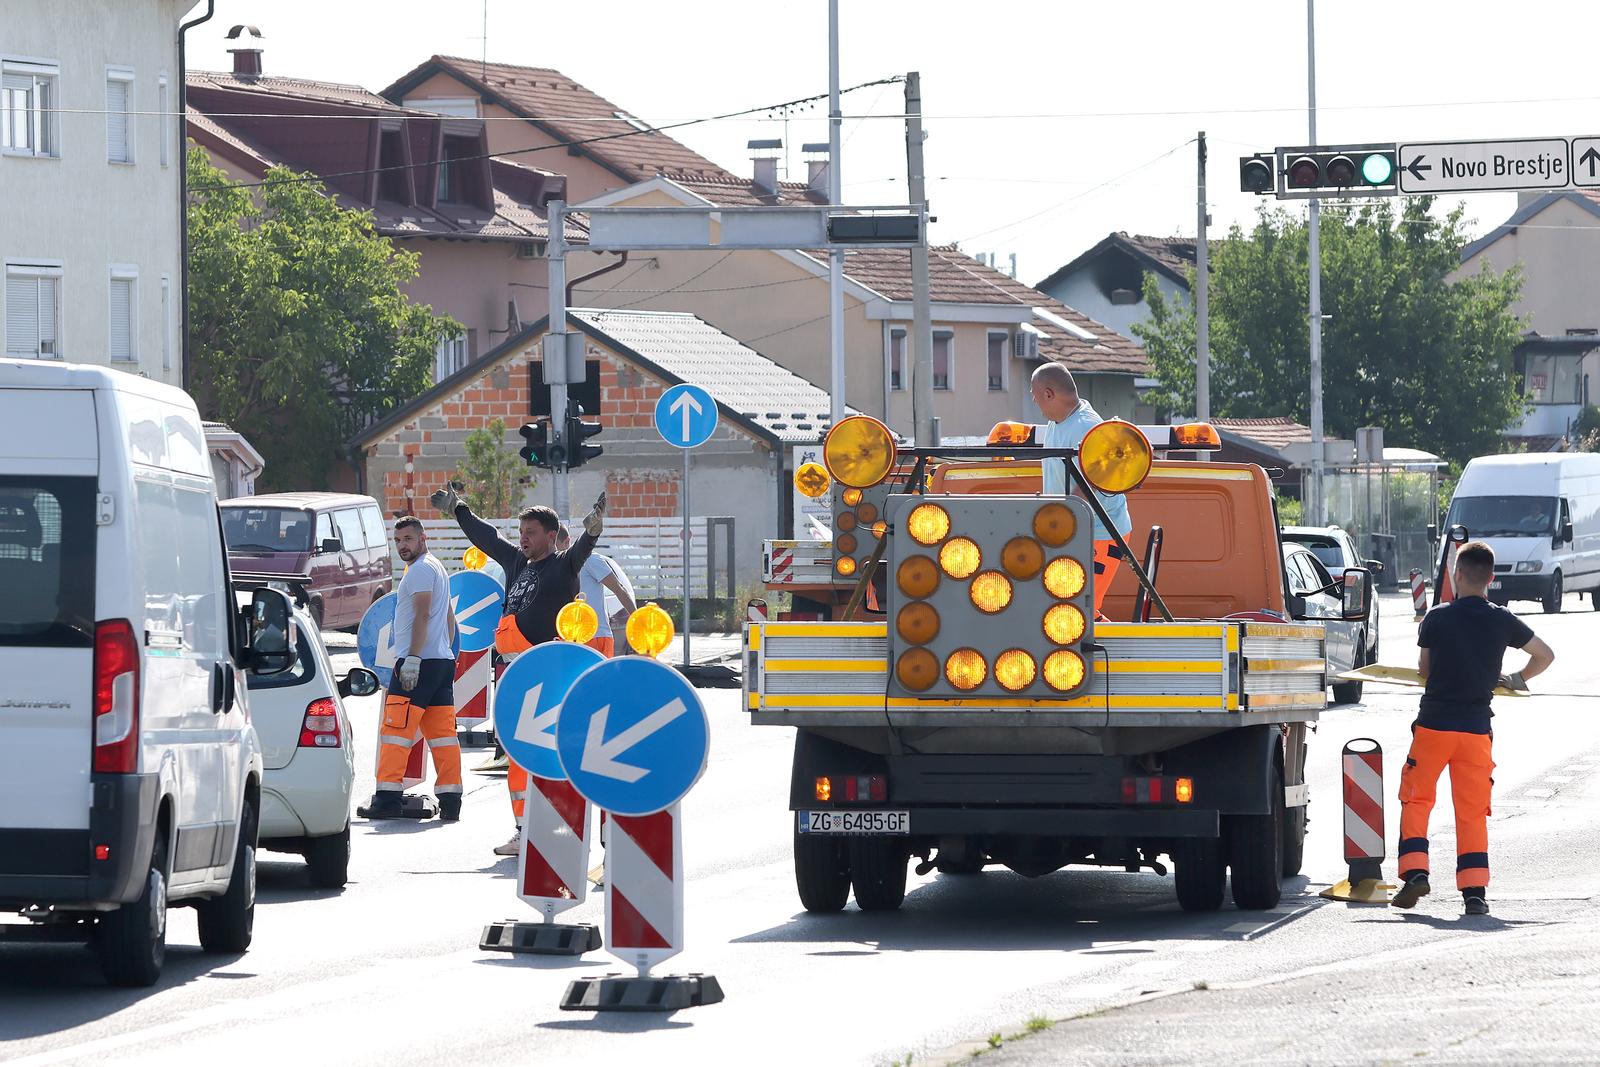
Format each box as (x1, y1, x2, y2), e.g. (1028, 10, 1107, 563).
(557, 525, 636, 656)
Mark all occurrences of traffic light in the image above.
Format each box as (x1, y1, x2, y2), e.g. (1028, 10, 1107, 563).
(1239, 154, 1274, 194)
(564, 407, 603, 469)
(1268, 144, 1399, 199)
(518, 420, 551, 469)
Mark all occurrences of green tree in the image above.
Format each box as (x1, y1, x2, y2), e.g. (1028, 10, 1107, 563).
(186, 147, 457, 489)
(454, 419, 526, 518)
(1134, 197, 1527, 467)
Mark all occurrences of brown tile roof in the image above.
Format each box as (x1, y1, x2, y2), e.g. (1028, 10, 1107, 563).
(189, 70, 406, 111)
(384, 57, 732, 183)
(1123, 234, 1200, 278)
(1212, 417, 1313, 451)
(664, 172, 825, 208)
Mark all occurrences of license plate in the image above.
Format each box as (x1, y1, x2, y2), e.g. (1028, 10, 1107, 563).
(1489, 581, 1503, 589)
(798, 810, 910, 835)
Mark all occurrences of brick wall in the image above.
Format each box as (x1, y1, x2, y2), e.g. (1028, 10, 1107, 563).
(604, 472, 680, 517)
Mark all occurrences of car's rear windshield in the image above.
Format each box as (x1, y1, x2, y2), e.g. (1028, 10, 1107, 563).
(222, 507, 314, 553)
(1283, 534, 1342, 571)
(0, 476, 95, 648)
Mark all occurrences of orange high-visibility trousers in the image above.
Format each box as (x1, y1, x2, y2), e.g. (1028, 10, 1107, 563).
(587, 635, 615, 657)
(507, 759, 528, 825)
(376, 695, 463, 796)
(1091, 540, 1123, 621)
(1398, 725, 1494, 889)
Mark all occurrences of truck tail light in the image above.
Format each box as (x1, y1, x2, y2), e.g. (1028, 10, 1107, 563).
(1121, 776, 1194, 805)
(93, 619, 140, 773)
(814, 776, 832, 802)
(843, 774, 889, 802)
(299, 697, 342, 748)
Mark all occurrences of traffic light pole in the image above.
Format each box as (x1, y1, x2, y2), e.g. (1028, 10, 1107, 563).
(548, 200, 572, 520)
(1196, 131, 1210, 427)
(1306, 0, 1325, 526)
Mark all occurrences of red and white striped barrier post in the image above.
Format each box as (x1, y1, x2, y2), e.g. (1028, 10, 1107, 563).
(1319, 738, 1393, 903)
(746, 598, 768, 626)
(769, 546, 793, 584)
(1409, 568, 1427, 619)
(452, 647, 493, 731)
(605, 806, 683, 977)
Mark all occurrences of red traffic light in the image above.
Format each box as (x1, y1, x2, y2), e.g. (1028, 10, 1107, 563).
(1286, 156, 1320, 188)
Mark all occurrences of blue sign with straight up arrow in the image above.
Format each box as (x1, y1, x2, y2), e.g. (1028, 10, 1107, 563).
(654, 383, 719, 449)
(555, 657, 710, 816)
(494, 641, 607, 780)
(448, 569, 503, 653)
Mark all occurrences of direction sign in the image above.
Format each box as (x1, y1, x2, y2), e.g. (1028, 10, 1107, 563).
(357, 591, 462, 689)
(555, 658, 710, 816)
(495, 642, 607, 780)
(1573, 137, 1600, 188)
(448, 569, 504, 653)
(1397, 138, 1569, 195)
(653, 383, 718, 449)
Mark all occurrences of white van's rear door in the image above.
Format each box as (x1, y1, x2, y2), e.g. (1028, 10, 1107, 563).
(0, 388, 99, 832)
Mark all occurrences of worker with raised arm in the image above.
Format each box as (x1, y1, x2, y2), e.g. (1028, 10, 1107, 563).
(1030, 362, 1134, 618)
(1391, 540, 1555, 915)
(556, 523, 637, 657)
(369, 517, 463, 821)
(431, 485, 606, 855)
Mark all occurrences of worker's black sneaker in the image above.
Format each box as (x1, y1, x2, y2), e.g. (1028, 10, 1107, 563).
(437, 794, 462, 822)
(1464, 891, 1490, 916)
(366, 792, 404, 820)
(1390, 872, 1431, 909)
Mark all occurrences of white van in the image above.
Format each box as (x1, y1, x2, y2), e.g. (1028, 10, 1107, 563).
(1443, 452, 1600, 613)
(0, 358, 295, 986)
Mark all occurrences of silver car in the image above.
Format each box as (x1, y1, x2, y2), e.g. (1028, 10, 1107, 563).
(1281, 525, 1382, 667)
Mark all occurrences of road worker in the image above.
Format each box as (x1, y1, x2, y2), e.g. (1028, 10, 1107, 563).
(1392, 540, 1555, 915)
(368, 517, 463, 821)
(433, 486, 606, 856)
(1030, 362, 1134, 619)
(556, 524, 637, 657)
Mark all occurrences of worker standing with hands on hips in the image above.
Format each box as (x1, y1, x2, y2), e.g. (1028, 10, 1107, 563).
(369, 517, 463, 820)
(1392, 541, 1555, 914)
(432, 485, 606, 856)
(1030, 362, 1134, 619)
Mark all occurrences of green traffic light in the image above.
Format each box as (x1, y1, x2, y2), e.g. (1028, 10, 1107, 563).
(1361, 152, 1395, 186)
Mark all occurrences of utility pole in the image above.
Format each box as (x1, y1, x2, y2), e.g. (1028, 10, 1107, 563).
(547, 200, 571, 519)
(1306, 0, 1325, 525)
(1195, 131, 1210, 424)
(906, 71, 935, 447)
(826, 0, 845, 426)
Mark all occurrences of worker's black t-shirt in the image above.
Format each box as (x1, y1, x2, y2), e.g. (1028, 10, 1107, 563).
(454, 504, 596, 646)
(1416, 596, 1535, 734)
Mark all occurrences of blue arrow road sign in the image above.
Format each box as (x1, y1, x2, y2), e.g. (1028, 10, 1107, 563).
(494, 642, 607, 780)
(448, 569, 504, 653)
(555, 657, 710, 815)
(653, 383, 718, 449)
(357, 591, 462, 689)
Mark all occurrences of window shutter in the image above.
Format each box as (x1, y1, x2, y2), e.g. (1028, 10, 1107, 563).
(38, 276, 57, 354)
(6, 275, 39, 356)
(109, 278, 133, 360)
(106, 78, 129, 162)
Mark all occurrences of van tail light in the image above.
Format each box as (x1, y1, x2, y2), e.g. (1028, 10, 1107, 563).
(93, 619, 141, 773)
(299, 698, 342, 748)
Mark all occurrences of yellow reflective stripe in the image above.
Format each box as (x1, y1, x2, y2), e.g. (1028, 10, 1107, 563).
(1243, 693, 1326, 708)
(1243, 623, 1324, 639)
(1147, 467, 1255, 480)
(942, 465, 1042, 480)
(758, 623, 888, 638)
(1095, 623, 1227, 639)
(748, 627, 762, 651)
(1246, 659, 1326, 673)
(747, 693, 760, 709)
(1100, 660, 1222, 674)
(764, 659, 888, 672)
(758, 694, 1229, 710)
(1226, 625, 1240, 653)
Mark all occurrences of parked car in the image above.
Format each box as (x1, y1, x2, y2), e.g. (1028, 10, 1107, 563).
(1281, 541, 1366, 704)
(0, 358, 293, 987)
(249, 602, 378, 888)
(1442, 452, 1600, 613)
(221, 493, 393, 630)
(1281, 525, 1381, 665)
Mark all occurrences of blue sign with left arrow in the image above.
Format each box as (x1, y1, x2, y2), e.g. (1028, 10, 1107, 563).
(653, 383, 718, 449)
(494, 641, 606, 780)
(357, 591, 463, 689)
(555, 657, 710, 815)
(448, 569, 503, 653)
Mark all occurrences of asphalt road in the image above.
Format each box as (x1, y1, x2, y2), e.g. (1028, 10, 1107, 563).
(4, 594, 1598, 1066)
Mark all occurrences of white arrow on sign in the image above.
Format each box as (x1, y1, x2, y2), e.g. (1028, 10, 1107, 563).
(451, 592, 500, 636)
(376, 621, 395, 669)
(668, 390, 702, 442)
(512, 683, 560, 749)
(579, 697, 689, 783)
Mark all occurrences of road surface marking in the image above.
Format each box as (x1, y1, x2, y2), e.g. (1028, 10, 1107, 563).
(1525, 787, 1555, 798)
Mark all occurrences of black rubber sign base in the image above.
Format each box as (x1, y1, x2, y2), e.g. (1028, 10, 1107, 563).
(479, 921, 602, 956)
(356, 794, 437, 820)
(560, 973, 725, 1012)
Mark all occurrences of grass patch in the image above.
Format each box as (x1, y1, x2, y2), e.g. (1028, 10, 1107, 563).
(1026, 1015, 1053, 1033)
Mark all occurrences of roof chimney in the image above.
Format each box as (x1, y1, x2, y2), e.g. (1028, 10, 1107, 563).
(802, 142, 830, 197)
(225, 24, 264, 80)
(748, 138, 782, 197)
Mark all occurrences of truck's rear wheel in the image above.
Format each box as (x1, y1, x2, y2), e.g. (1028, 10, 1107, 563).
(97, 830, 168, 987)
(1173, 836, 1226, 911)
(849, 837, 908, 911)
(1227, 769, 1285, 910)
(793, 830, 850, 913)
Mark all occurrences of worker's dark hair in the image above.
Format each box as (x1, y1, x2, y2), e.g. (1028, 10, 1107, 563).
(518, 505, 559, 532)
(1456, 540, 1495, 585)
(394, 516, 423, 535)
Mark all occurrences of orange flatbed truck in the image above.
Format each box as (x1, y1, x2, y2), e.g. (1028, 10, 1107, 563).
(746, 418, 1372, 913)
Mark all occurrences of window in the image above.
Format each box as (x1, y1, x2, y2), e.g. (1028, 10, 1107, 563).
(932, 330, 953, 391)
(0, 476, 95, 648)
(106, 68, 134, 164)
(157, 74, 169, 168)
(359, 507, 388, 556)
(986, 331, 1008, 391)
(435, 331, 469, 381)
(5, 263, 62, 358)
(1, 61, 59, 158)
(160, 275, 171, 370)
(221, 507, 315, 552)
(316, 512, 335, 548)
(172, 484, 226, 657)
(888, 327, 906, 391)
(333, 509, 366, 551)
(108, 268, 137, 362)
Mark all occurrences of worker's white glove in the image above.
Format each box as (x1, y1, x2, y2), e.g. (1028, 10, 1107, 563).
(583, 490, 607, 537)
(1497, 671, 1528, 692)
(430, 485, 462, 516)
(397, 656, 421, 691)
